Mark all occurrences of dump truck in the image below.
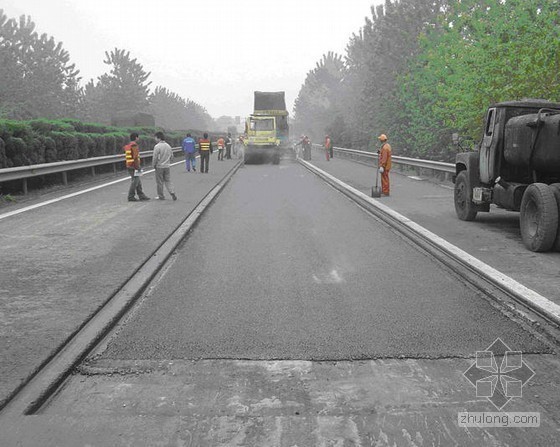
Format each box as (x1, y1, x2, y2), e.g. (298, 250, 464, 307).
(454, 99, 560, 252)
(243, 91, 289, 164)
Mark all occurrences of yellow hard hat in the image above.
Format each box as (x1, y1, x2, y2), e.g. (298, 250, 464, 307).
(378, 134, 388, 142)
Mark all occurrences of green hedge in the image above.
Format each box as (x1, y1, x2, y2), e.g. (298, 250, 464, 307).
(0, 118, 183, 168)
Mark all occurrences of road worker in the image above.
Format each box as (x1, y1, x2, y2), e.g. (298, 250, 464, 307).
(198, 133, 212, 173)
(217, 136, 225, 161)
(182, 133, 197, 172)
(377, 134, 392, 196)
(295, 135, 311, 160)
(153, 132, 177, 201)
(124, 132, 150, 202)
(324, 134, 332, 161)
(225, 133, 233, 159)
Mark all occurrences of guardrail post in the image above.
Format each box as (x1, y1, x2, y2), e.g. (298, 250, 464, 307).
(91, 166, 95, 176)
(62, 172, 68, 186)
(113, 163, 117, 175)
(22, 178, 28, 195)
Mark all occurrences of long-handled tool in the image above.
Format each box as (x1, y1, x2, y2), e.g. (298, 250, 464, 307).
(371, 152, 382, 197)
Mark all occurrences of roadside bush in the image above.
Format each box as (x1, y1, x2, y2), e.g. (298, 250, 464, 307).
(103, 134, 116, 155)
(0, 118, 173, 167)
(51, 132, 79, 160)
(29, 119, 74, 134)
(43, 136, 57, 162)
(29, 137, 46, 164)
(5, 137, 28, 166)
(92, 136, 105, 157)
(3, 121, 33, 140)
(75, 133, 95, 159)
(0, 137, 8, 168)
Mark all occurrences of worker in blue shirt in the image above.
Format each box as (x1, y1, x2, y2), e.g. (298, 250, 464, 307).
(182, 133, 197, 172)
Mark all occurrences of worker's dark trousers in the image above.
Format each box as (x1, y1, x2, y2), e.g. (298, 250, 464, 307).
(200, 151, 210, 173)
(226, 145, 232, 159)
(128, 168, 146, 199)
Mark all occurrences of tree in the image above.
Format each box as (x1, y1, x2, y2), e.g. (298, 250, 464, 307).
(342, 0, 445, 151)
(0, 10, 81, 119)
(81, 48, 151, 124)
(149, 86, 214, 131)
(398, 0, 560, 156)
(293, 51, 346, 142)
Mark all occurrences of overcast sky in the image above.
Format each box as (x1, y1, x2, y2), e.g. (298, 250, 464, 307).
(1, 0, 380, 119)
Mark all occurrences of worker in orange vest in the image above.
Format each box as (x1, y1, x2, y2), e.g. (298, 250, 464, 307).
(124, 132, 150, 202)
(198, 133, 213, 173)
(377, 134, 392, 196)
(217, 136, 225, 161)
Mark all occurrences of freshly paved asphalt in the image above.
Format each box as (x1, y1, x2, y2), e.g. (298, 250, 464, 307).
(100, 160, 548, 361)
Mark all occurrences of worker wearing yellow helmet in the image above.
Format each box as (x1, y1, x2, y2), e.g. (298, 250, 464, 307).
(377, 134, 392, 196)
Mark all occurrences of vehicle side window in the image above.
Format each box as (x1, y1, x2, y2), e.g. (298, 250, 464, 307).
(485, 108, 496, 136)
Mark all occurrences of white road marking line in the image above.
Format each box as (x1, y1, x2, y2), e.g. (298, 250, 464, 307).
(0, 161, 185, 222)
(407, 176, 424, 181)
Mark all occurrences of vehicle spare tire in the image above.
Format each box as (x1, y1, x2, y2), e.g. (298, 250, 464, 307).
(519, 183, 559, 252)
(454, 171, 477, 221)
(549, 183, 560, 252)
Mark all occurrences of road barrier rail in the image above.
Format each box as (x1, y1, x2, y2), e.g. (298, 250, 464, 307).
(0, 148, 183, 194)
(312, 143, 455, 180)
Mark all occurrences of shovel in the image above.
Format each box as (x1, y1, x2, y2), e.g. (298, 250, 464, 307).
(371, 153, 382, 198)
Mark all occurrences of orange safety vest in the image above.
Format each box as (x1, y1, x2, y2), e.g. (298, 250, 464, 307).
(124, 142, 139, 169)
(217, 138, 225, 149)
(325, 137, 331, 149)
(199, 138, 211, 151)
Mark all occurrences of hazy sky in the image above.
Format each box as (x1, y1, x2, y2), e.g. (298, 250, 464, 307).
(1, 0, 380, 119)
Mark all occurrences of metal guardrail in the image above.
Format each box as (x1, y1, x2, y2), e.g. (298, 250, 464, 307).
(1, 143, 455, 195)
(0, 148, 183, 194)
(312, 144, 455, 175)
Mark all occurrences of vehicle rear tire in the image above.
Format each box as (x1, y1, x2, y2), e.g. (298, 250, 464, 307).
(519, 183, 559, 252)
(454, 171, 477, 221)
(549, 183, 560, 252)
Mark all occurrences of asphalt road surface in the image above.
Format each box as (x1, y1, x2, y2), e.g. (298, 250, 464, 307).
(99, 162, 548, 361)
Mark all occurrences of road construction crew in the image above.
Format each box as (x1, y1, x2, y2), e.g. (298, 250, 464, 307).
(124, 132, 150, 202)
(377, 134, 392, 196)
(198, 133, 212, 173)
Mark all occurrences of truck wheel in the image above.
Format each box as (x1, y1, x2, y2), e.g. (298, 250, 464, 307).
(549, 183, 560, 251)
(454, 171, 477, 221)
(520, 183, 559, 252)
(272, 153, 280, 165)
